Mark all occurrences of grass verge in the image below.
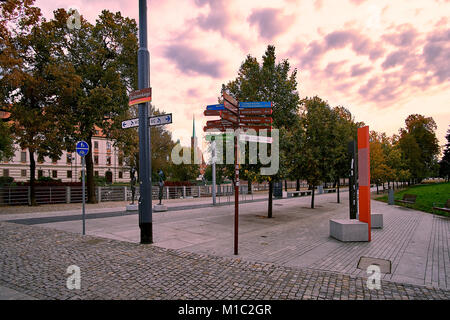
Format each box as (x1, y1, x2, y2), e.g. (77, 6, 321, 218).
(375, 182, 450, 217)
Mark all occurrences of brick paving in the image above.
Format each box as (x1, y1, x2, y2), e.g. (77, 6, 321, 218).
(0, 221, 449, 300)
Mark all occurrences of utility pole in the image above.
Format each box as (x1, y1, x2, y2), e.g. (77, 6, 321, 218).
(212, 138, 216, 205)
(138, 0, 152, 244)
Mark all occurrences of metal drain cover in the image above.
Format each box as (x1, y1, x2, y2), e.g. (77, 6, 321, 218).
(357, 257, 392, 274)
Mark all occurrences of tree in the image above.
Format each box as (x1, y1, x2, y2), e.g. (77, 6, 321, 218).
(1, 1, 81, 205)
(222, 45, 300, 217)
(370, 131, 390, 193)
(50, 8, 138, 203)
(0, 121, 14, 161)
(439, 126, 450, 181)
(398, 114, 440, 183)
(300, 96, 337, 208)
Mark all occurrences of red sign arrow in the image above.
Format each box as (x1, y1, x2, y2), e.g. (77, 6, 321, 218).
(224, 100, 238, 115)
(220, 111, 239, 124)
(239, 108, 272, 116)
(223, 92, 238, 107)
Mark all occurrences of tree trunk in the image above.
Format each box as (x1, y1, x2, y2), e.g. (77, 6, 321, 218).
(29, 149, 37, 206)
(86, 134, 97, 203)
(296, 179, 300, 191)
(268, 180, 273, 218)
(311, 184, 315, 209)
(337, 178, 340, 203)
(247, 180, 252, 194)
(284, 180, 287, 192)
(376, 184, 379, 194)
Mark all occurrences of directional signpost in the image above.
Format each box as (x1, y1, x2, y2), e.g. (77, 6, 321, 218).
(122, 114, 173, 129)
(76, 141, 89, 236)
(203, 93, 273, 255)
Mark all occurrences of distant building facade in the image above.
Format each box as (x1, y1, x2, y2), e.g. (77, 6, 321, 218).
(0, 123, 130, 183)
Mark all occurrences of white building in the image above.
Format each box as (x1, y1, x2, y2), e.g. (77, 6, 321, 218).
(1, 132, 130, 183)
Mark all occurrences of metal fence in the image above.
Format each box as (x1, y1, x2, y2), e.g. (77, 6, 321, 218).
(0, 180, 348, 206)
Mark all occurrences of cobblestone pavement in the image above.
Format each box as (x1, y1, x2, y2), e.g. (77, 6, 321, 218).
(0, 222, 449, 300)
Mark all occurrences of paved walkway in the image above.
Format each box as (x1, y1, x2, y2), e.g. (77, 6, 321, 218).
(0, 221, 449, 300)
(1, 189, 449, 299)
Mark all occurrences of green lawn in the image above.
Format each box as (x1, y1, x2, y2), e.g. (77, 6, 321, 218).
(375, 182, 450, 217)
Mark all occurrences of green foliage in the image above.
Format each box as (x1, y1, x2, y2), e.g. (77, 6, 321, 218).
(376, 182, 450, 217)
(0, 176, 14, 186)
(439, 126, 450, 181)
(0, 121, 14, 161)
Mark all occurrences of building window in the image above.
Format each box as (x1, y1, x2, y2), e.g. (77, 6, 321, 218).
(67, 170, 72, 178)
(95, 171, 99, 177)
(94, 155, 99, 165)
(106, 142, 111, 153)
(118, 171, 123, 179)
(94, 141, 99, 150)
(21, 151, 26, 163)
(52, 170, 57, 178)
(21, 169, 27, 177)
(106, 156, 111, 165)
(3, 169, 9, 177)
(38, 170, 43, 178)
(67, 154, 72, 164)
(118, 154, 123, 166)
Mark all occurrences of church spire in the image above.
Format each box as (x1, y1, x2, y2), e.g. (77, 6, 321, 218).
(192, 114, 196, 138)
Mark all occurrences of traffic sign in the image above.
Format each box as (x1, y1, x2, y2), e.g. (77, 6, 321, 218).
(239, 108, 272, 116)
(224, 100, 238, 114)
(122, 118, 140, 129)
(76, 141, 89, 157)
(239, 117, 273, 125)
(149, 113, 172, 127)
(220, 111, 239, 124)
(239, 101, 272, 108)
(122, 113, 173, 129)
(223, 92, 238, 107)
(129, 88, 152, 106)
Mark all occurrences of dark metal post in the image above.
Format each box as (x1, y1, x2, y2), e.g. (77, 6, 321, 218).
(234, 133, 239, 255)
(138, 0, 152, 244)
(82, 156, 86, 235)
(348, 140, 357, 219)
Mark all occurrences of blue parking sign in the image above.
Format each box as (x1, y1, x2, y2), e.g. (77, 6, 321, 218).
(76, 141, 89, 157)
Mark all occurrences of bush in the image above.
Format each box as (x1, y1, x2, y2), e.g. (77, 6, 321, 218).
(37, 176, 61, 183)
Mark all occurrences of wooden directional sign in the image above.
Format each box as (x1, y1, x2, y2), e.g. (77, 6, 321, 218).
(224, 100, 238, 115)
(239, 108, 272, 116)
(239, 116, 273, 125)
(206, 119, 233, 127)
(220, 111, 239, 124)
(129, 88, 152, 106)
(223, 92, 238, 107)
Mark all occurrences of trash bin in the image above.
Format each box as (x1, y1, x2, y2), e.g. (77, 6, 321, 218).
(273, 181, 283, 198)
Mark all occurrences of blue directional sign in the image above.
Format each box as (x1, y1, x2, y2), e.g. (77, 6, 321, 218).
(206, 102, 272, 110)
(76, 141, 89, 157)
(149, 113, 172, 127)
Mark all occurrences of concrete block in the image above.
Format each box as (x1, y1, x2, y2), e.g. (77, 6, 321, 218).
(371, 213, 383, 228)
(330, 219, 369, 242)
(153, 204, 168, 212)
(126, 204, 138, 211)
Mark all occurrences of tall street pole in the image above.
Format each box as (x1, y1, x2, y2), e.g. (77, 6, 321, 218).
(212, 139, 216, 205)
(138, 0, 152, 244)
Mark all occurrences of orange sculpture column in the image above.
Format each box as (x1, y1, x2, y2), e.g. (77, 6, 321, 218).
(358, 126, 371, 241)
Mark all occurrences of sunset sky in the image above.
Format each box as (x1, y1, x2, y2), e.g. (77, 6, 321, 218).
(35, 0, 450, 154)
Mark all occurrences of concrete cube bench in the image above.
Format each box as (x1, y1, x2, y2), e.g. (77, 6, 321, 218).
(371, 213, 383, 229)
(330, 219, 369, 242)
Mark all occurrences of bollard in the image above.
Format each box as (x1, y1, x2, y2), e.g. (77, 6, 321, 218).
(388, 188, 394, 205)
(66, 186, 71, 204)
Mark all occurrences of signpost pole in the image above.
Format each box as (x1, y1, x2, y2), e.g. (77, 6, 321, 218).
(212, 138, 216, 206)
(138, 0, 152, 244)
(234, 133, 239, 255)
(82, 155, 86, 235)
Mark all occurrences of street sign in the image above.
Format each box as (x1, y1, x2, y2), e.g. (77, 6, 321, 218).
(149, 113, 172, 127)
(129, 87, 152, 106)
(122, 114, 172, 129)
(76, 141, 89, 157)
(239, 101, 272, 108)
(239, 108, 272, 116)
(223, 92, 238, 107)
(122, 118, 140, 129)
(239, 134, 273, 144)
(206, 104, 224, 110)
(239, 117, 273, 125)
(220, 111, 239, 124)
(224, 100, 238, 114)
